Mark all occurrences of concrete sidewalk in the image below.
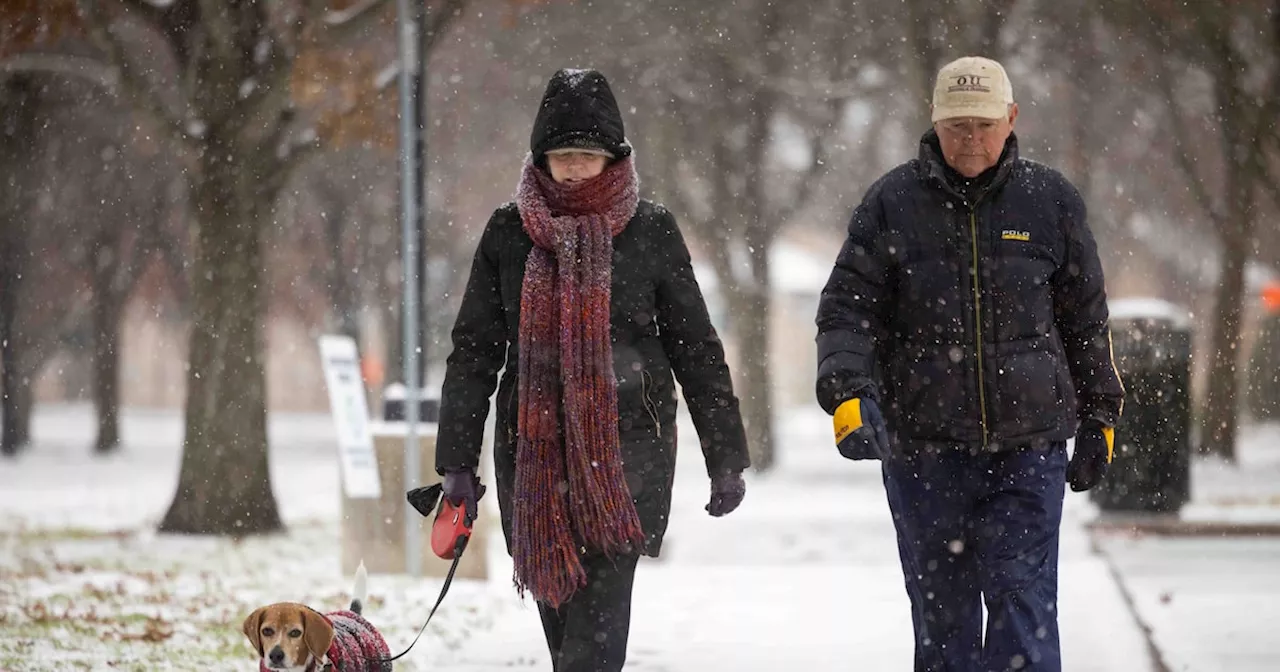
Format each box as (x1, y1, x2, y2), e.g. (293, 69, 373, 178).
(1083, 422, 1280, 672)
(1092, 532, 1280, 672)
(446, 409, 1155, 670)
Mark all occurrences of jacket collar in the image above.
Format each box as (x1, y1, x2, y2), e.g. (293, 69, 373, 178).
(917, 129, 1018, 204)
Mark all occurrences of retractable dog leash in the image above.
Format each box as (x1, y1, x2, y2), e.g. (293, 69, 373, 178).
(376, 484, 475, 665)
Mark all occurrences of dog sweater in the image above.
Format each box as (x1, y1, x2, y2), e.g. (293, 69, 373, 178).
(258, 609, 391, 672)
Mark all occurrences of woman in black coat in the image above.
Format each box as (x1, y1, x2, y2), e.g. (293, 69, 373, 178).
(434, 68, 751, 671)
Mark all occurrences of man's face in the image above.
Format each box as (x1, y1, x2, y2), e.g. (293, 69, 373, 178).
(546, 151, 609, 184)
(933, 103, 1018, 178)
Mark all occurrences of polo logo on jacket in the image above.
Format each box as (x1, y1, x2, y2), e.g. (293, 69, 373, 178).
(1001, 230, 1031, 242)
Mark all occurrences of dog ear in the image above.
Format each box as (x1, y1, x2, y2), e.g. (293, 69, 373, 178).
(302, 608, 335, 662)
(242, 607, 267, 657)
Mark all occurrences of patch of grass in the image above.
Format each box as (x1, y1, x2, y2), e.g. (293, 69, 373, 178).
(6, 526, 137, 543)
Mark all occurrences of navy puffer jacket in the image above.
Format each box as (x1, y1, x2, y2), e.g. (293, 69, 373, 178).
(816, 131, 1124, 450)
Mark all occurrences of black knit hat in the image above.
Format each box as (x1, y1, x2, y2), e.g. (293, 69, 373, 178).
(530, 69, 632, 161)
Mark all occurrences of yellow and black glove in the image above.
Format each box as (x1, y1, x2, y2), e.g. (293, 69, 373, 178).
(833, 397, 890, 461)
(1067, 419, 1115, 492)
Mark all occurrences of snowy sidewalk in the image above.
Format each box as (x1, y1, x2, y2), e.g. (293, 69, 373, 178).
(0, 403, 1209, 670)
(446, 408, 1155, 670)
(1086, 423, 1280, 672)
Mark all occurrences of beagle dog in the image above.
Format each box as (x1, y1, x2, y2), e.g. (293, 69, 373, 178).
(242, 562, 392, 671)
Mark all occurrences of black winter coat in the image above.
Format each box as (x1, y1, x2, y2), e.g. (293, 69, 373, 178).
(436, 200, 750, 556)
(816, 132, 1124, 450)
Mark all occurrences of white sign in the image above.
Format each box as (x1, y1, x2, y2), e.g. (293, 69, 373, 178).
(319, 335, 382, 499)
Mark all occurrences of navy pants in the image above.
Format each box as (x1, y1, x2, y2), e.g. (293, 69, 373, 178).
(883, 442, 1067, 672)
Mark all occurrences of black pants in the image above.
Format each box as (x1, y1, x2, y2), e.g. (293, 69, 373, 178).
(536, 553, 640, 672)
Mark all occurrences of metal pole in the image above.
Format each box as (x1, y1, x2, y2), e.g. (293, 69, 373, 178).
(414, 0, 429, 394)
(396, 0, 421, 578)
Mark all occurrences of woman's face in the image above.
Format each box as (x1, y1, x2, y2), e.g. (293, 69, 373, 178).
(546, 151, 609, 184)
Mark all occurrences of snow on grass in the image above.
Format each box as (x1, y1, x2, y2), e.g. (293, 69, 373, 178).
(0, 405, 507, 671)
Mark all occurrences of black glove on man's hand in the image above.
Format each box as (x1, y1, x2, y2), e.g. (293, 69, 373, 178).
(833, 398, 890, 461)
(706, 470, 745, 517)
(1067, 420, 1114, 492)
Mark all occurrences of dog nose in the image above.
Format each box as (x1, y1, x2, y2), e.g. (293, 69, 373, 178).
(268, 647, 285, 665)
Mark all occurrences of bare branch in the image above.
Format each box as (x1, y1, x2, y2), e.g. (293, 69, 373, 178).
(1256, 151, 1280, 215)
(270, 126, 323, 197)
(0, 52, 119, 90)
(238, 41, 295, 146)
(74, 1, 193, 151)
(113, 0, 169, 33)
(373, 0, 469, 91)
(421, 0, 468, 54)
(373, 60, 398, 92)
(773, 97, 845, 227)
(321, 0, 393, 45)
(195, 0, 237, 61)
(1156, 58, 1222, 225)
(298, 0, 330, 35)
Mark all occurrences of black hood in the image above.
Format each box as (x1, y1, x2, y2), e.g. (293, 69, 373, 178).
(530, 68, 632, 161)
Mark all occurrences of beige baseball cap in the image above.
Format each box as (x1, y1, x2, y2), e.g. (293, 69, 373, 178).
(931, 56, 1015, 122)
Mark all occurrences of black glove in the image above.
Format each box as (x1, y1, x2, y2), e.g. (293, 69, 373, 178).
(442, 467, 487, 524)
(833, 398, 890, 461)
(706, 470, 745, 517)
(1067, 420, 1114, 492)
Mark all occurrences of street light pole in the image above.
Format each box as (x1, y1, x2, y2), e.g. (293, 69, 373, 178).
(396, 0, 422, 578)
(414, 1, 430, 400)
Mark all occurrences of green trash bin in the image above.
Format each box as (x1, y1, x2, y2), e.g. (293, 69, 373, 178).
(1089, 299, 1192, 514)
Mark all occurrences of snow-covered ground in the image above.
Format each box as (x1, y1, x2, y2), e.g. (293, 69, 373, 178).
(2, 403, 1277, 670)
(1090, 422, 1280, 672)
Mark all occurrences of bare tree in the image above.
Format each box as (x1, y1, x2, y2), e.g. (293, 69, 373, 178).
(620, 0, 879, 470)
(278, 147, 392, 345)
(1099, 0, 1277, 460)
(0, 75, 38, 456)
(86, 140, 173, 454)
(51, 0, 431, 534)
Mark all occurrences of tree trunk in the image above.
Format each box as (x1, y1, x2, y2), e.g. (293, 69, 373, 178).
(325, 207, 360, 342)
(903, 0, 943, 131)
(1, 75, 33, 457)
(1202, 229, 1248, 461)
(92, 284, 123, 454)
(8, 370, 33, 451)
(0, 232, 21, 456)
(159, 132, 282, 535)
(735, 258, 774, 472)
(1199, 96, 1257, 460)
(0, 228, 30, 456)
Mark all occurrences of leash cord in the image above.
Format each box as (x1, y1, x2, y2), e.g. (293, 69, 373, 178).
(377, 534, 468, 664)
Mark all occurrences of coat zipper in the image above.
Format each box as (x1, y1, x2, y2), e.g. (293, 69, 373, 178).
(967, 203, 990, 447)
(641, 370, 661, 438)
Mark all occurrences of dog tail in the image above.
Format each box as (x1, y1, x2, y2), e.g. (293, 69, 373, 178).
(350, 560, 368, 615)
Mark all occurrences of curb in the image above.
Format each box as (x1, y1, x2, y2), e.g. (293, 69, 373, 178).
(1086, 533, 1173, 672)
(1086, 514, 1280, 537)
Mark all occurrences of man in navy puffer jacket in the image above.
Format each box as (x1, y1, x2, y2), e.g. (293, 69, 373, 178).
(816, 56, 1125, 672)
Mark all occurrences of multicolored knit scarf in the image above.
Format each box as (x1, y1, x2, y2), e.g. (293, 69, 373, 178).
(512, 154, 645, 608)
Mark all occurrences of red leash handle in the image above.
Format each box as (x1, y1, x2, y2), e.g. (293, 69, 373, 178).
(431, 498, 473, 560)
